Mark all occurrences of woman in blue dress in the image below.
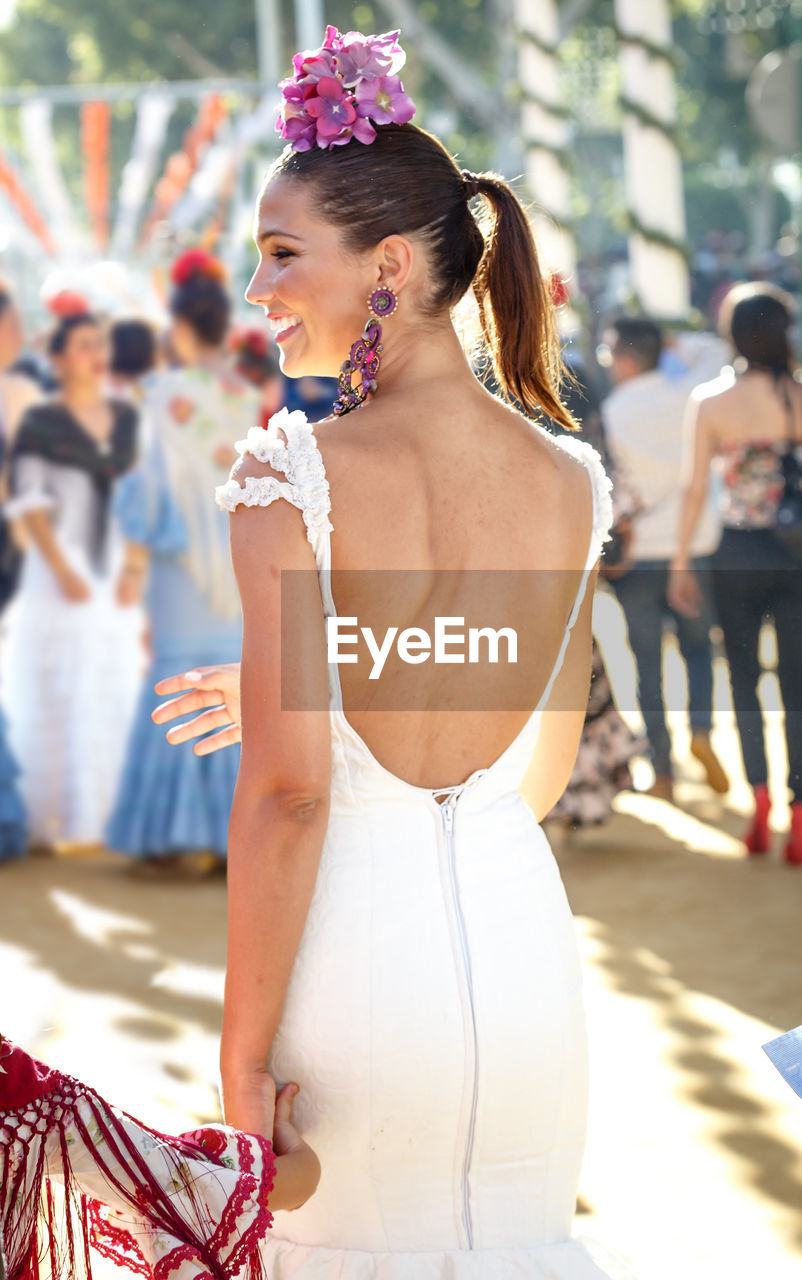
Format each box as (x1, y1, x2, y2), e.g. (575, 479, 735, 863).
(107, 251, 260, 867)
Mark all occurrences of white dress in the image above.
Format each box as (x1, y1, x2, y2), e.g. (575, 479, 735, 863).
(217, 408, 631, 1280)
(2, 434, 143, 846)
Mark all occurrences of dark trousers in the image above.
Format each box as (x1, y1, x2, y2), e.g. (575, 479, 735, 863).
(614, 557, 716, 777)
(712, 529, 802, 802)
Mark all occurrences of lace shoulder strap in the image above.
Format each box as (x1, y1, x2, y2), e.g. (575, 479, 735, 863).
(215, 407, 333, 552)
(548, 431, 614, 568)
(530, 434, 614, 716)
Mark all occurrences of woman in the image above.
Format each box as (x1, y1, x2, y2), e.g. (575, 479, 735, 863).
(544, 353, 647, 827)
(0, 286, 34, 861)
(3, 313, 142, 848)
(156, 27, 624, 1278)
(230, 326, 285, 429)
(669, 282, 802, 863)
(106, 252, 260, 867)
(109, 317, 158, 400)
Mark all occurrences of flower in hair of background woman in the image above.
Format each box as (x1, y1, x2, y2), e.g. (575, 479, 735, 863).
(2, 313, 143, 850)
(230, 327, 285, 429)
(106, 251, 260, 872)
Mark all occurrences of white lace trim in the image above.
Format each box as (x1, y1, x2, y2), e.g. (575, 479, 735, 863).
(214, 407, 333, 544)
(548, 433, 614, 558)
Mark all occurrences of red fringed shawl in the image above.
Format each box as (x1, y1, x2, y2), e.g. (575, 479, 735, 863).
(0, 1037, 275, 1280)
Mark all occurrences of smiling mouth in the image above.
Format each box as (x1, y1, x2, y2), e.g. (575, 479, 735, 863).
(268, 313, 302, 343)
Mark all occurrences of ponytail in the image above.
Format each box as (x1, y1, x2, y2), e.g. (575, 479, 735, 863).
(469, 174, 576, 430)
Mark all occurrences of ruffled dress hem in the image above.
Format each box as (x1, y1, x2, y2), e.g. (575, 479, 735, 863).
(262, 1234, 636, 1279)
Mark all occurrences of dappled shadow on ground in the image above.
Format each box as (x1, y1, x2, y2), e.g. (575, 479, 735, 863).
(1, 850, 227, 1043)
(555, 798, 802, 1250)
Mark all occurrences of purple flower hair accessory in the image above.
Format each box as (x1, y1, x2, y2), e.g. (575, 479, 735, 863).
(276, 26, 416, 151)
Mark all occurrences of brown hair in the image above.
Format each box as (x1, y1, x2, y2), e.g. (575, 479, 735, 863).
(271, 123, 576, 428)
(718, 281, 795, 374)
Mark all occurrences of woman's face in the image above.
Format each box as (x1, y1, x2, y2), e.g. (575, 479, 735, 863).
(55, 323, 109, 386)
(246, 176, 376, 379)
(0, 302, 23, 369)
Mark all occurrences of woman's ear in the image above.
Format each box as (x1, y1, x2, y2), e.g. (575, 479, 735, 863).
(374, 235, 414, 295)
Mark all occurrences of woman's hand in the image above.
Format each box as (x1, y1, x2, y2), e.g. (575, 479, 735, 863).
(116, 564, 146, 607)
(152, 663, 242, 755)
(57, 565, 92, 603)
(222, 1069, 321, 1213)
(668, 563, 702, 618)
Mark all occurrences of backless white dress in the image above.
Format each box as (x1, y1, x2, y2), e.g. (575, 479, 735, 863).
(217, 408, 631, 1280)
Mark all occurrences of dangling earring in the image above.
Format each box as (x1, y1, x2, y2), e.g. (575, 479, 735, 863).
(332, 286, 398, 417)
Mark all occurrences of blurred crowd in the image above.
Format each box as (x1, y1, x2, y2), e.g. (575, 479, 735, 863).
(0, 249, 334, 873)
(0, 252, 800, 873)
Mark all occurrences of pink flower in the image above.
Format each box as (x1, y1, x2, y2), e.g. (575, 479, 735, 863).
(322, 25, 344, 51)
(335, 37, 392, 87)
(275, 26, 416, 152)
(305, 76, 357, 143)
(355, 75, 415, 126)
(328, 116, 377, 148)
(366, 29, 406, 75)
(184, 1127, 228, 1158)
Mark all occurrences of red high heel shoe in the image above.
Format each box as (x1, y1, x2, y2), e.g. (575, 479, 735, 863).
(744, 784, 771, 855)
(784, 802, 802, 865)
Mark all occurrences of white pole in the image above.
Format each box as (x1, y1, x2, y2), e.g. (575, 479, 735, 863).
(294, 0, 325, 53)
(614, 0, 690, 318)
(255, 0, 281, 86)
(515, 0, 576, 289)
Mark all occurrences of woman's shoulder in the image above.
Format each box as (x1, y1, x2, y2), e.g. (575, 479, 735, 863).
(688, 364, 736, 405)
(531, 422, 614, 552)
(216, 407, 333, 540)
(13, 397, 66, 445)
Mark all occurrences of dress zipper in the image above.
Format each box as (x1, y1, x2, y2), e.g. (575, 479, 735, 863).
(440, 792, 478, 1251)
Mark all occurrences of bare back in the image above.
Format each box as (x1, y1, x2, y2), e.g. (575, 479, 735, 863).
(312, 380, 598, 787)
(696, 366, 802, 448)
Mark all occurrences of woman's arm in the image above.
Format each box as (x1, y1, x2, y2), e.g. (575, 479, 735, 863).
(219, 457, 331, 1138)
(19, 505, 91, 602)
(668, 394, 716, 617)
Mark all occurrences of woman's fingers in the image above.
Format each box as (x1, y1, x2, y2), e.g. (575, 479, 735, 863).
(164, 706, 233, 744)
(274, 1082, 300, 1127)
(193, 725, 242, 756)
(152, 688, 225, 725)
(154, 664, 240, 697)
(154, 666, 220, 697)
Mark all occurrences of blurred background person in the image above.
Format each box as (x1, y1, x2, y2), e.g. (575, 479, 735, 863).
(2, 312, 142, 850)
(0, 285, 34, 863)
(543, 340, 648, 828)
(109, 318, 158, 402)
(230, 326, 285, 429)
(670, 283, 802, 864)
(602, 315, 727, 805)
(107, 251, 259, 873)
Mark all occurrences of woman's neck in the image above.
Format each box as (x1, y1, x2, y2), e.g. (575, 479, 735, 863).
(189, 345, 225, 372)
(368, 315, 476, 404)
(60, 381, 103, 410)
(737, 358, 790, 377)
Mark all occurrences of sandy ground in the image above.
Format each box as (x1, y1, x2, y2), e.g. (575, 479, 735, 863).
(2, 597, 802, 1279)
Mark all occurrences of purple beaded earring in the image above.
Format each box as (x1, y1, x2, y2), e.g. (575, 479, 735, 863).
(332, 286, 398, 417)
